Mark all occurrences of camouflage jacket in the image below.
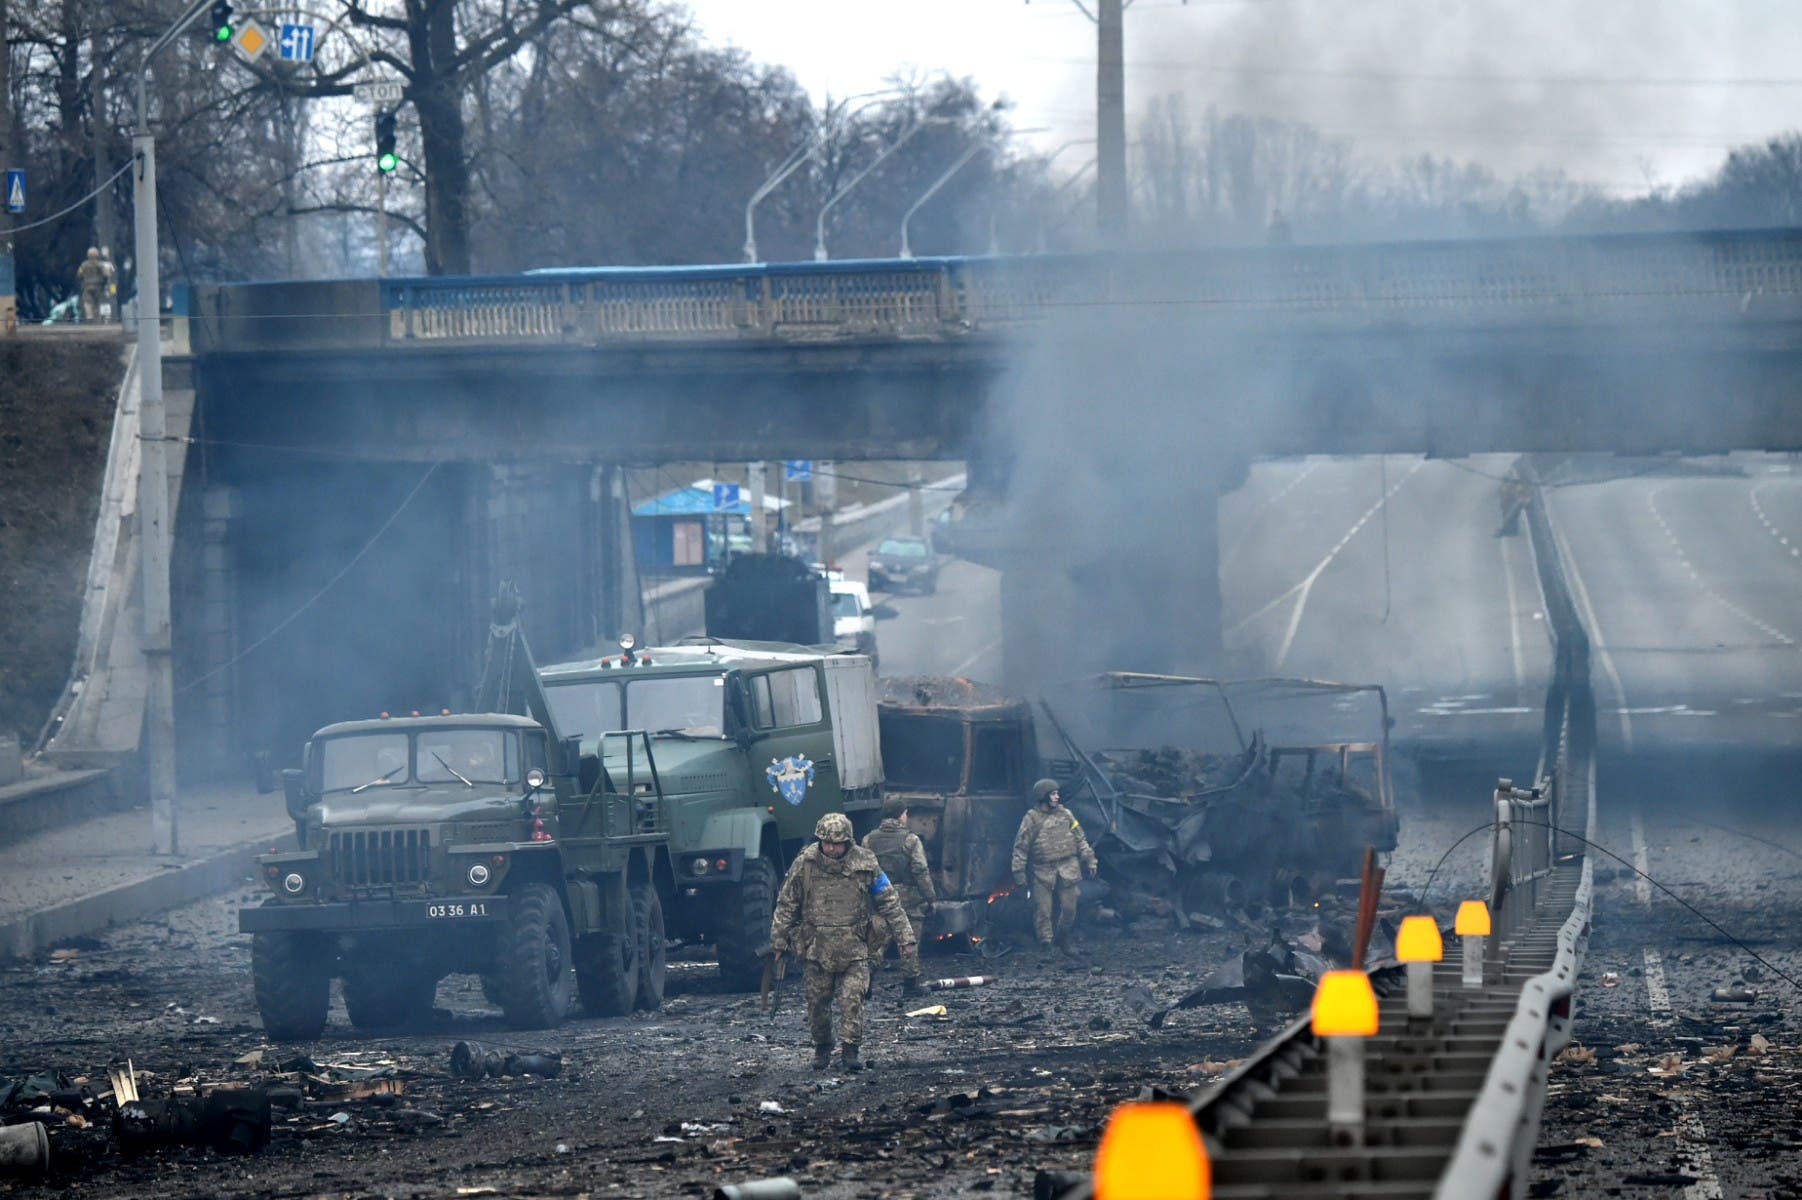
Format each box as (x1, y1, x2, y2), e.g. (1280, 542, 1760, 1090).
(862, 819, 937, 910)
(1011, 804, 1098, 877)
(771, 843, 915, 969)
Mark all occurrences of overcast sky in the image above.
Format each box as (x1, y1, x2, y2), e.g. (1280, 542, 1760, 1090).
(679, 0, 1802, 196)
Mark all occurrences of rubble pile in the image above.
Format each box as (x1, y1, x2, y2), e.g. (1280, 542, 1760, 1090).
(1092, 746, 1244, 799)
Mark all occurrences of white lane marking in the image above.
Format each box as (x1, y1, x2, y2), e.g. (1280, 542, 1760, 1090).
(1222, 458, 1322, 568)
(950, 638, 1001, 679)
(1648, 485, 1798, 650)
(1750, 480, 1802, 562)
(1227, 459, 1425, 669)
(1499, 533, 1528, 705)
(1631, 812, 1653, 905)
(1679, 1108, 1725, 1200)
(1545, 491, 1633, 749)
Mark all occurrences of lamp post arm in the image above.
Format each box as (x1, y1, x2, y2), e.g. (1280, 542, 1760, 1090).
(814, 115, 947, 261)
(137, 0, 216, 130)
(899, 141, 984, 259)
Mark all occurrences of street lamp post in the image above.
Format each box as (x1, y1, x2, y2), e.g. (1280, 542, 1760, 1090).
(742, 88, 906, 263)
(814, 115, 952, 262)
(899, 143, 983, 259)
(134, 0, 216, 855)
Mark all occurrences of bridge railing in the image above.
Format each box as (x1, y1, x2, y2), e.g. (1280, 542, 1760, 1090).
(187, 226, 1802, 356)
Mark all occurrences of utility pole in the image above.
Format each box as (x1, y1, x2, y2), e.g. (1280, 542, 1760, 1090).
(1, 0, 15, 334)
(135, 0, 213, 856)
(1096, 0, 1127, 241)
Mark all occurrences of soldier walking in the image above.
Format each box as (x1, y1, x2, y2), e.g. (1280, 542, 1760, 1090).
(862, 796, 937, 998)
(76, 248, 107, 323)
(1012, 779, 1098, 951)
(770, 812, 916, 1072)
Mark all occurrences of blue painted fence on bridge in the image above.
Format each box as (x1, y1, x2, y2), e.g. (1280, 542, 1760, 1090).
(360, 227, 1802, 349)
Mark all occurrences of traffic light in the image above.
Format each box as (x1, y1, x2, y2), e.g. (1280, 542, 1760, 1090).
(375, 112, 398, 174)
(209, 1, 234, 43)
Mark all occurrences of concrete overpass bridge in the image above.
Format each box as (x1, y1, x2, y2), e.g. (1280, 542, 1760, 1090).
(125, 227, 1802, 775)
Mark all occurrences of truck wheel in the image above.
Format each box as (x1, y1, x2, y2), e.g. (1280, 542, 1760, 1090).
(632, 882, 666, 1011)
(493, 883, 573, 1030)
(342, 967, 437, 1030)
(716, 856, 775, 991)
(251, 931, 331, 1042)
(575, 931, 638, 1017)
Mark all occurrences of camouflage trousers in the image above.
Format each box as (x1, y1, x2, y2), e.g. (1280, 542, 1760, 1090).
(868, 905, 925, 979)
(1032, 859, 1082, 943)
(804, 958, 871, 1048)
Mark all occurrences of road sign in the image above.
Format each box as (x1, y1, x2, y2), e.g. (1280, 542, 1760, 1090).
(353, 80, 405, 105)
(233, 18, 270, 62)
(4, 170, 23, 215)
(712, 483, 742, 512)
(784, 460, 813, 483)
(278, 23, 316, 62)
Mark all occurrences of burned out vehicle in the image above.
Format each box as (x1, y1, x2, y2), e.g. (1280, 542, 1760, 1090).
(876, 677, 1036, 938)
(241, 596, 675, 1040)
(540, 637, 883, 989)
(1046, 673, 1399, 916)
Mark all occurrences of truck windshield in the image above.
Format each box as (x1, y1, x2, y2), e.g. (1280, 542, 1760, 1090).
(546, 674, 728, 739)
(319, 733, 411, 792)
(831, 592, 862, 620)
(417, 729, 517, 785)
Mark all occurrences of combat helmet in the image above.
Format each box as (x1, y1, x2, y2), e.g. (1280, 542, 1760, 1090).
(1032, 778, 1061, 803)
(814, 812, 854, 843)
(881, 795, 908, 819)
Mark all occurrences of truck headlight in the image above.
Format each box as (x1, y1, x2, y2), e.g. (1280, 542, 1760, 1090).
(467, 863, 491, 887)
(282, 872, 306, 895)
(691, 857, 709, 877)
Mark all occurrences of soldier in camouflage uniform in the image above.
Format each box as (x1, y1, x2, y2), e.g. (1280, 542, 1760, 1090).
(771, 812, 916, 1071)
(1012, 779, 1098, 949)
(862, 796, 938, 998)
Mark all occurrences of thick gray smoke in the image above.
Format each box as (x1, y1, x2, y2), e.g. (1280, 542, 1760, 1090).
(1132, 0, 1797, 195)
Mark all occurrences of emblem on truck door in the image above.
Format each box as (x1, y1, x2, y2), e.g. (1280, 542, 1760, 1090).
(766, 755, 815, 806)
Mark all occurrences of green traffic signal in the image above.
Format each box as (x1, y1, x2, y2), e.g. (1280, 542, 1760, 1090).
(375, 112, 398, 174)
(377, 151, 398, 174)
(210, 1, 234, 41)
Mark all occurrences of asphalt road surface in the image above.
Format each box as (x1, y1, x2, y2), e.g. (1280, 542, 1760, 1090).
(1545, 455, 1802, 760)
(1220, 454, 1551, 763)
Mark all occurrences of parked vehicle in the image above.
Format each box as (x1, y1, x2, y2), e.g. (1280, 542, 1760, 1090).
(830, 579, 878, 667)
(868, 535, 939, 595)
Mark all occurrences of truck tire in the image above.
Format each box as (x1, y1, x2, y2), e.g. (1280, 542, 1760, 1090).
(343, 967, 437, 1030)
(715, 856, 775, 992)
(632, 881, 666, 1011)
(575, 931, 637, 1017)
(251, 931, 331, 1042)
(493, 883, 573, 1030)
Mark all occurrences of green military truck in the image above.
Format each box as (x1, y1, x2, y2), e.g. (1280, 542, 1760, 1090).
(538, 636, 883, 988)
(242, 599, 884, 1039)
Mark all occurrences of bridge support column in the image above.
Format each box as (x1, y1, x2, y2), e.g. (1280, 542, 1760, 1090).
(595, 463, 643, 645)
(1000, 471, 1224, 703)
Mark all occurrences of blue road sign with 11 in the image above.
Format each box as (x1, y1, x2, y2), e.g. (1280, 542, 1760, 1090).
(784, 460, 813, 482)
(279, 24, 316, 61)
(5, 170, 23, 215)
(712, 483, 741, 512)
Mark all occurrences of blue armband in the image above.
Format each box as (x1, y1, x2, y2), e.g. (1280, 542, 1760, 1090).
(869, 871, 892, 895)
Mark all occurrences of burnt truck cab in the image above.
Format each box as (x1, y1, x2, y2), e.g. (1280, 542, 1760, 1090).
(875, 678, 1035, 939)
(539, 639, 884, 988)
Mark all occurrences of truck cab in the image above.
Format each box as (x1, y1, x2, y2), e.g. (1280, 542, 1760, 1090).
(539, 639, 883, 987)
(829, 579, 878, 666)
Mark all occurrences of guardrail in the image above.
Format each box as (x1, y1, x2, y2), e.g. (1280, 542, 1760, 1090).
(189, 226, 1802, 356)
(1057, 457, 1599, 1199)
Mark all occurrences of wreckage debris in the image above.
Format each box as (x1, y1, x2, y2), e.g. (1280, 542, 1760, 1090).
(0, 1123, 49, 1174)
(923, 975, 996, 991)
(449, 1042, 564, 1080)
(713, 1178, 802, 1200)
(114, 1089, 273, 1156)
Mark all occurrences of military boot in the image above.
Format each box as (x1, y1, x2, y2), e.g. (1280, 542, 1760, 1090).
(840, 1043, 862, 1072)
(902, 976, 926, 999)
(812, 1044, 833, 1071)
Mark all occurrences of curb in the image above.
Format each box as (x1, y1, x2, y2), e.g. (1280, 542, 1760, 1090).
(0, 833, 295, 962)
